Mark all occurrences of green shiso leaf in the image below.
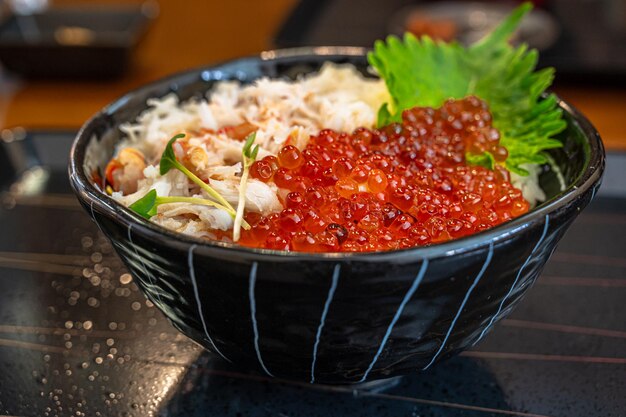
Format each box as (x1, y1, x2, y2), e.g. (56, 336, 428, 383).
(367, 2, 565, 175)
(465, 151, 496, 170)
(376, 103, 395, 127)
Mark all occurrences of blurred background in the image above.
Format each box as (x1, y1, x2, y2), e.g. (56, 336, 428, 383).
(0, 0, 294, 129)
(0, 0, 624, 148)
(0, 1, 625, 416)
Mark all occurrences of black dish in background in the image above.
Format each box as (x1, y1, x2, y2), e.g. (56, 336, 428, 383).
(68, 49, 603, 383)
(1, 130, 623, 416)
(274, 0, 626, 86)
(0, 4, 156, 79)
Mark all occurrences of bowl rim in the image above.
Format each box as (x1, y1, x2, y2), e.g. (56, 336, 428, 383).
(68, 46, 605, 262)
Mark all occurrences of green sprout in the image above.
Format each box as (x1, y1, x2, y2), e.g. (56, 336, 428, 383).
(160, 134, 234, 210)
(130, 133, 250, 232)
(130, 189, 233, 220)
(233, 132, 260, 242)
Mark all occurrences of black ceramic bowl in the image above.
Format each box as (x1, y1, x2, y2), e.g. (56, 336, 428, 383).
(68, 47, 604, 384)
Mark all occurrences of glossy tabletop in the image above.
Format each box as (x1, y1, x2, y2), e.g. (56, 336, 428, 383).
(0, 131, 625, 417)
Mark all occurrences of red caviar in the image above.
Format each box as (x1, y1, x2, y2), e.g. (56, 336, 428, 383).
(239, 96, 530, 252)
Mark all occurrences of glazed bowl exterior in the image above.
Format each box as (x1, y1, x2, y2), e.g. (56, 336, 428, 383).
(68, 48, 604, 384)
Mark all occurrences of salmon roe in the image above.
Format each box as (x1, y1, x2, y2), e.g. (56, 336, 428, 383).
(241, 96, 530, 252)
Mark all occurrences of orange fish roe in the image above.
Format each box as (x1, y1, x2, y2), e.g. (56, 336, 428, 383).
(239, 96, 530, 252)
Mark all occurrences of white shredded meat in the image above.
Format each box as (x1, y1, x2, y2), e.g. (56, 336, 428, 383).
(110, 64, 390, 240)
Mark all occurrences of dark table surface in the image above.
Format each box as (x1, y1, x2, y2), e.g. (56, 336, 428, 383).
(0, 131, 625, 417)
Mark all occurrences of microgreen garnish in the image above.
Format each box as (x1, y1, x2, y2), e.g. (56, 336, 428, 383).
(233, 132, 259, 242)
(160, 134, 234, 210)
(368, 2, 566, 175)
(129, 189, 158, 219)
(243, 132, 260, 161)
(129, 189, 234, 220)
(130, 133, 250, 232)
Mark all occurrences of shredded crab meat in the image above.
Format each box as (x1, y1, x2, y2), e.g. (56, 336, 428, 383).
(110, 64, 389, 240)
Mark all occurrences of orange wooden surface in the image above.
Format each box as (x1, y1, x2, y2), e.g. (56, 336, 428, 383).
(1, 0, 624, 150)
(1, 0, 297, 128)
(552, 86, 625, 151)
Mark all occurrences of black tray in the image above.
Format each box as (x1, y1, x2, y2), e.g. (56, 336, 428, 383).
(0, 130, 624, 416)
(0, 4, 156, 79)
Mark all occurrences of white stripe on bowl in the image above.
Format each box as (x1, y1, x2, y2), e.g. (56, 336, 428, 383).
(188, 244, 230, 362)
(475, 215, 550, 344)
(248, 261, 274, 377)
(310, 263, 341, 383)
(359, 259, 430, 382)
(127, 224, 163, 307)
(423, 242, 494, 370)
